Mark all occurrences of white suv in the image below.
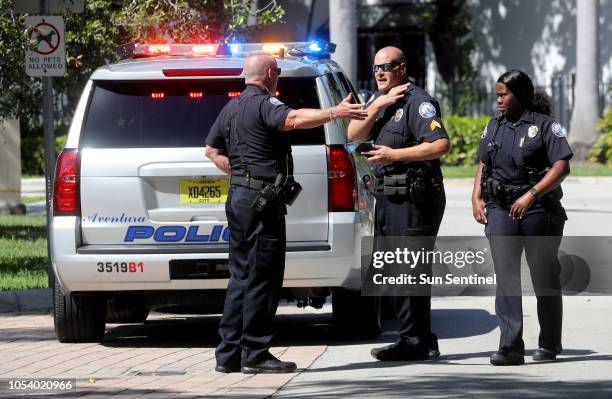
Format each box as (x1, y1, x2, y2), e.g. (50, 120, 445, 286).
(51, 42, 379, 342)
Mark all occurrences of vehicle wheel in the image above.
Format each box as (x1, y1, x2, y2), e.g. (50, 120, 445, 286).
(106, 302, 149, 324)
(53, 279, 106, 343)
(332, 289, 381, 338)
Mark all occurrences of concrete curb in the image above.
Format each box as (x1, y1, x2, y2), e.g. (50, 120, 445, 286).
(0, 288, 52, 313)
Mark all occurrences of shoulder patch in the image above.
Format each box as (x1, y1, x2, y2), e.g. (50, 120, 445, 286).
(269, 97, 283, 106)
(551, 122, 566, 138)
(418, 102, 436, 119)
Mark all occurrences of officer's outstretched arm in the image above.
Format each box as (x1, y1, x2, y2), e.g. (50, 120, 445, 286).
(205, 145, 231, 175)
(283, 93, 368, 131)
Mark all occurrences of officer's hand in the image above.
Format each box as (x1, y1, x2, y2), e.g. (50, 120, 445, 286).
(364, 144, 397, 165)
(373, 83, 410, 108)
(333, 93, 369, 120)
(509, 193, 536, 219)
(472, 197, 487, 224)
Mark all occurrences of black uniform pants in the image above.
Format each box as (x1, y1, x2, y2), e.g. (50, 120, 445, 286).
(375, 189, 445, 349)
(216, 185, 286, 366)
(485, 205, 564, 354)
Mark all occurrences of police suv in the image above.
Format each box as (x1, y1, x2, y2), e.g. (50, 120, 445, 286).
(51, 41, 380, 342)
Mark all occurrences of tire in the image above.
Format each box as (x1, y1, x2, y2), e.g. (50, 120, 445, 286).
(53, 279, 106, 343)
(332, 289, 381, 339)
(106, 302, 149, 324)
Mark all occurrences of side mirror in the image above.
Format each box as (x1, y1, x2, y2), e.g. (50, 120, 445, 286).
(358, 89, 373, 104)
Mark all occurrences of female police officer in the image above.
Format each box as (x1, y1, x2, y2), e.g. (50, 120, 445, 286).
(471, 70, 573, 366)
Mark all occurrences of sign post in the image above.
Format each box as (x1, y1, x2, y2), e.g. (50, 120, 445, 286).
(25, 10, 66, 287)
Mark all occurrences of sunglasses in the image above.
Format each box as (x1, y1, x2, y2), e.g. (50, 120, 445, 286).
(371, 62, 401, 73)
(271, 67, 282, 75)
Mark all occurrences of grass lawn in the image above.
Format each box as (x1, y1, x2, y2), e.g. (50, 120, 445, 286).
(0, 215, 48, 291)
(21, 195, 47, 205)
(441, 164, 612, 178)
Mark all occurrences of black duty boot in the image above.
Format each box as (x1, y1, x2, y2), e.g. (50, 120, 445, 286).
(490, 349, 525, 366)
(532, 347, 561, 362)
(241, 354, 297, 374)
(215, 363, 241, 373)
(429, 333, 440, 359)
(371, 341, 429, 361)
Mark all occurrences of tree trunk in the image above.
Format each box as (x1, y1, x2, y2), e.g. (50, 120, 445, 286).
(329, 0, 358, 85)
(569, 0, 600, 160)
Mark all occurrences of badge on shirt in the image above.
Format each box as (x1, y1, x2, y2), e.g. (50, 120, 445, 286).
(269, 97, 284, 106)
(551, 122, 566, 137)
(528, 125, 539, 138)
(418, 102, 436, 119)
(394, 108, 404, 122)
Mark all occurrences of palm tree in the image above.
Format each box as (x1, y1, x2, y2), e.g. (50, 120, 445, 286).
(329, 0, 358, 84)
(569, 0, 600, 160)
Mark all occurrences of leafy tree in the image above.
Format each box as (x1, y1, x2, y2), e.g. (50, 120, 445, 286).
(427, 0, 479, 115)
(0, 0, 284, 173)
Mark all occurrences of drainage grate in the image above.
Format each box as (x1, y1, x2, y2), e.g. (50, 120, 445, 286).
(129, 370, 186, 376)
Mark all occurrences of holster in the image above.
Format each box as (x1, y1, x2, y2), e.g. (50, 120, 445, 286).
(378, 168, 441, 203)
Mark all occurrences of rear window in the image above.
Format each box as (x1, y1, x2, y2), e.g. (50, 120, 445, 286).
(82, 78, 325, 148)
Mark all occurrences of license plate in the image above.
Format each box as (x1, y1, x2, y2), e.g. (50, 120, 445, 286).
(180, 178, 228, 204)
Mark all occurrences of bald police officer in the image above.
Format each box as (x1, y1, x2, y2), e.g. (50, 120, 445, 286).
(348, 46, 450, 361)
(206, 51, 367, 373)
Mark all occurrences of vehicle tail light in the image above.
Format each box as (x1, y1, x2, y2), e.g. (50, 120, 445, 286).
(151, 92, 165, 99)
(228, 91, 241, 97)
(189, 91, 203, 98)
(327, 145, 356, 212)
(53, 149, 80, 216)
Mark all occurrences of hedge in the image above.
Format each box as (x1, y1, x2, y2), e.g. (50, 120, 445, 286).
(588, 106, 612, 165)
(21, 134, 66, 176)
(441, 115, 490, 166)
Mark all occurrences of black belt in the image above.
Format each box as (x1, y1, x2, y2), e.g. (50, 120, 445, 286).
(229, 175, 272, 190)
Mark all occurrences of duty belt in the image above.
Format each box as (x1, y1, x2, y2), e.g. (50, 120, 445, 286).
(229, 175, 273, 190)
(482, 177, 530, 208)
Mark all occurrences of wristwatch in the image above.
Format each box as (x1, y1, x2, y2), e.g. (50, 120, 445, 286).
(529, 187, 539, 198)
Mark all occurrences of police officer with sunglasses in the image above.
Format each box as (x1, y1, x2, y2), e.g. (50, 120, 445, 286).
(348, 46, 450, 361)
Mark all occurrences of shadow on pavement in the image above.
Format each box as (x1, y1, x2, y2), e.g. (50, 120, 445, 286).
(274, 373, 612, 399)
(303, 350, 606, 374)
(100, 307, 498, 348)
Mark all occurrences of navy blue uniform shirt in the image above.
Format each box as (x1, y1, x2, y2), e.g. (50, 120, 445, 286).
(206, 84, 294, 179)
(477, 110, 573, 186)
(365, 84, 449, 179)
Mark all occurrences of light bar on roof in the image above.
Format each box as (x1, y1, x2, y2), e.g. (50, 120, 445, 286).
(119, 43, 221, 58)
(116, 41, 337, 60)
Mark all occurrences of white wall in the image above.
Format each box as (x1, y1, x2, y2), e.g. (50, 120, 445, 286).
(0, 118, 21, 214)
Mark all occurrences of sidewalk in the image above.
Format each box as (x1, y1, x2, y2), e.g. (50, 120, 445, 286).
(0, 305, 328, 398)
